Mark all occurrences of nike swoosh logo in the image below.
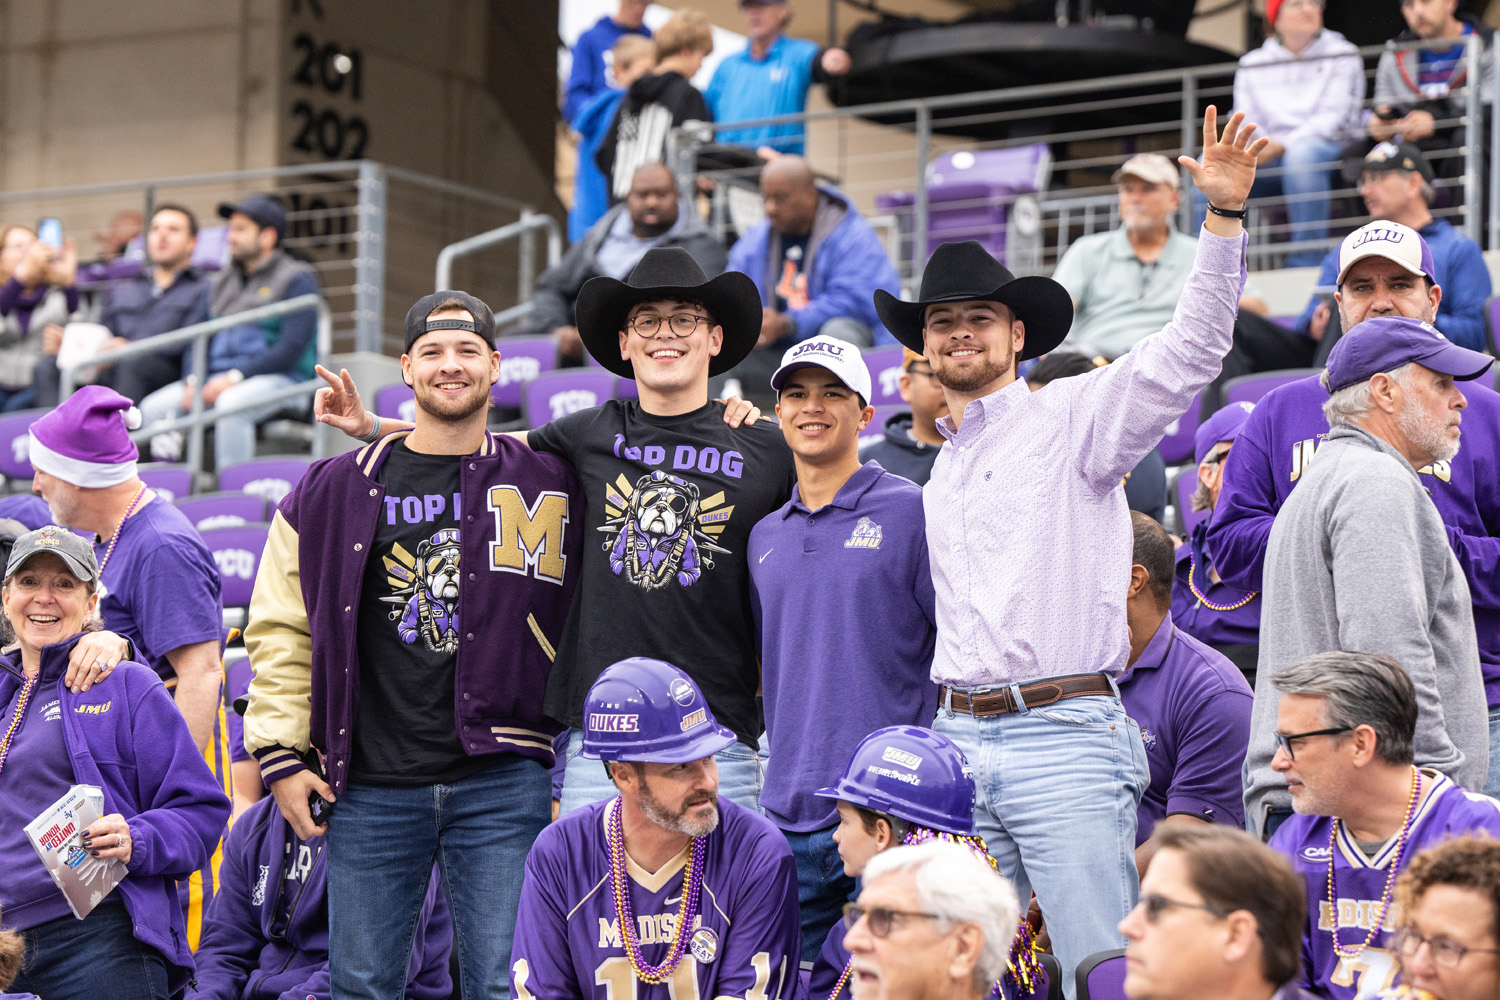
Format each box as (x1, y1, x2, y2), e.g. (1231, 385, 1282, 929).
(665, 894, 682, 905)
(758, 550, 773, 564)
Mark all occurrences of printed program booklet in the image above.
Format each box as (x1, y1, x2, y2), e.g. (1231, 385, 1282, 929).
(24, 783, 125, 919)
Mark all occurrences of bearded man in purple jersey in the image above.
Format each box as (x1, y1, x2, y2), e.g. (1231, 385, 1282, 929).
(1266, 651, 1500, 1000)
(510, 657, 800, 1000)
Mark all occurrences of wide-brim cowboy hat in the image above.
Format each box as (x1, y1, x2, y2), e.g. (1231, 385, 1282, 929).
(874, 240, 1074, 360)
(575, 247, 762, 379)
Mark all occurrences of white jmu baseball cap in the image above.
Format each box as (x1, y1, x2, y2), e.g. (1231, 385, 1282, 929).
(1335, 221, 1435, 286)
(769, 335, 874, 403)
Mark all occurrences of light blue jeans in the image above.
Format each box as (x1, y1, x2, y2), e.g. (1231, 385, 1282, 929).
(1192, 137, 1343, 267)
(1486, 704, 1500, 798)
(933, 691, 1149, 1000)
(326, 758, 550, 1000)
(557, 728, 765, 815)
(139, 372, 296, 470)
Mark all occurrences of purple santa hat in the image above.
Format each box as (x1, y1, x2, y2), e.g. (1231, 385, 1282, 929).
(28, 385, 142, 488)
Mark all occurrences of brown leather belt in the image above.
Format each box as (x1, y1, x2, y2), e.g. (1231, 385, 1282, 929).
(940, 673, 1116, 717)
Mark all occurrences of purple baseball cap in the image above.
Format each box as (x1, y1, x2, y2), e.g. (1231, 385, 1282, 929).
(1193, 401, 1255, 466)
(1324, 315, 1494, 393)
(1335, 221, 1435, 286)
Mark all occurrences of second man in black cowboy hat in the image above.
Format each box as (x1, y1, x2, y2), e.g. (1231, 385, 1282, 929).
(314, 250, 795, 816)
(871, 109, 1270, 999)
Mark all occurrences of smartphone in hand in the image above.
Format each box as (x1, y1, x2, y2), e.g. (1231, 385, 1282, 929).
(36, 217, 63, 249)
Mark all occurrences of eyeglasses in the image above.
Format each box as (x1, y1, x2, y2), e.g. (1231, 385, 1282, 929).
(628, 313, 712, 337)
(843, 903, 945, 937)
(1273, 727, 1353, 760)
(905, 366, 940, 380)
(1201, 448, 1230, 467)
(1136, 893, 1229, 924)
(1393, 927, 1500, 968)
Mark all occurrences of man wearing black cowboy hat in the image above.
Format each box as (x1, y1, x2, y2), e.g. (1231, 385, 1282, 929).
(871, 109, 1268, 999)
(315, 248, 795, 817)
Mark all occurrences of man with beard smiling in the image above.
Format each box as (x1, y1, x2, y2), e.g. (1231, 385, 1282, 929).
(1246, 315, 1495, 834)
(870, 109, 1266, 998)
(243, 290, 581, 1000)
(509, 657, 800, 1000)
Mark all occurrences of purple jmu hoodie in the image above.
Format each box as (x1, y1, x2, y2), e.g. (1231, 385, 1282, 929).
(1208, 375, 1500, 705)
(0, 635, 231, 995)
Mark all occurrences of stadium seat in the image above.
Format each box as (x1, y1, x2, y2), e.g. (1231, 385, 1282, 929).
(0, 408, 44, 490)
(1075, 948, 1127, 1000)
(616, 376, 640, 402)
(879, 145, 1051, 261)
(191, 224, 231, 272)
(1173, 466, 1207, 537)
(199, 522, 271, 630)
(864, 344, 907, 407)
(1157, 392, 1203, 466)
(1036, 953, 1064, 1000)
(137, 462, 194, 503)
(175, 491, 268, 531)
(217, 456, 312, 507)
(522, 369, 615, 427)
(493, 336, 560, 410)
(1221, 369, 1318, 408)
(373, 383, 416, 423)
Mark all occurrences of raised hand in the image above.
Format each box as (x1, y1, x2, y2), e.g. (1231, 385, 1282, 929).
(313, 363, 375, 439)
(1179, 107, 1268, 212)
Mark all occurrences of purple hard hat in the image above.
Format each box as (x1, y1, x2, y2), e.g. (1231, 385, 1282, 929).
(579, 657, 738, 764)
(815, 725, 977, 835)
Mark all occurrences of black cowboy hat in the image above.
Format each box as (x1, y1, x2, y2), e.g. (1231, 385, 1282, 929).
(575, 247, 762, 379)
(874, 240, 1074, 359)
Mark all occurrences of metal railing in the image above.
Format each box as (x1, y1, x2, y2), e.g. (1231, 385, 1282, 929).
(435, 211, 563, 328)
(57, 294, 331, 472)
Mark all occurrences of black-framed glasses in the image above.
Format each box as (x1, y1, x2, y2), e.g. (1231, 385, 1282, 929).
(1273, 727, 1353, 760)
(1393, 927, 1500, 968)
(1136, 893, 1229, 924)
(905, 365, 940, 381)
(842, 903, 944, 937)
(1201, 448, 1230, 467)
(628, 313, 712, 337)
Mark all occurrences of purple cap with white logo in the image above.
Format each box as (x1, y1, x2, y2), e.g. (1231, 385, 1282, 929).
(1193, 401, 1255, 467)
(1335, 221, 1435, 286)
(1324, 315, 1494, 393)
(769, 334, 873, 402)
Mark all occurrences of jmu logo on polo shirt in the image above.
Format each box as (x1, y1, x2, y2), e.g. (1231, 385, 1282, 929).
(844, 516, 883, 550)
(588, 713, 639, 733)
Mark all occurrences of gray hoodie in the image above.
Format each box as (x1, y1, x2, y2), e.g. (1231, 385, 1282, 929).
(1246, 422, 1487, 829)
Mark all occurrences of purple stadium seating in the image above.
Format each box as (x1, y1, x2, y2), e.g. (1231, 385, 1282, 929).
(494, 336, 560, 410)
(373, 383, 416, 422)
(1076, 949, 1127, 1000)
(1157, 392, 1203, 466)
(1222, 368, 1319, 408)
(864, 344, 907, 407)
(175, 491, 268, 531)
(522, 369, 615, 427)
(199, 522, 271, 610)
(217, 456, 311, 507)
(616, 376, 640, 402)
(137, 462, 194, 503)
(191, 224, 231, 272)
(0, 409, 44, 485)
(1174, 467, 1208, 537)
(878, 144, 1051, 259)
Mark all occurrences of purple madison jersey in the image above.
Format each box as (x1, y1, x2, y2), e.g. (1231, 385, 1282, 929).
(511, 796, 800, 1000)
(1270, 771, 1500, 1000)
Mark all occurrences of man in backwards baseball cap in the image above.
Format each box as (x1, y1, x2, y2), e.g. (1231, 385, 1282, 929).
(751, 335, 939, 959)
(510, 657, 800, 1000)
(1245, 314, 1493, 831)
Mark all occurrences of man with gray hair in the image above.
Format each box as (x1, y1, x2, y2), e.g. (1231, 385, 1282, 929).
(1246, 315, 1494, 837)
(1264, 651, 1500, 1000)
(842, 840, 1020, 1000)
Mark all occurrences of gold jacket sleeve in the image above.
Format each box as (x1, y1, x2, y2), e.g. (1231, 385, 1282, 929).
(243, 510, 313, 768)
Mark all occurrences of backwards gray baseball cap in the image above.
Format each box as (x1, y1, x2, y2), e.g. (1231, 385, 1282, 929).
(4, 525, 98, 582)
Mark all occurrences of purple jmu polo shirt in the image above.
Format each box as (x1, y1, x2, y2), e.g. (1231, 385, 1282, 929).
(1116, 613, 1253, 844)
(1209, 375, 1500, 706)
(750, 461, 938, 832)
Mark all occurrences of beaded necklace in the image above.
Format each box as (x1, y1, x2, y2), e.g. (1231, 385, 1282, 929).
(827, 827, 1042, 1000)
(1187, 555, 1257, 612)
(607, 795, 707, 983)
(98, 485, 148, 576)
(1327, 766, 1422, 960)
(0, 672, 38, 778)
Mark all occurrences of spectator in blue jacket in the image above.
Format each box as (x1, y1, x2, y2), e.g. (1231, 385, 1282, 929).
(191, 796, 451, 1000)
(1293, 141, 1491, 356)
(563, 0, 651, 124)
(723, 156, 899, 405)
(138, 194, 319, 470)
(569, 34, 656, 243)
(705, 0, 851, 155)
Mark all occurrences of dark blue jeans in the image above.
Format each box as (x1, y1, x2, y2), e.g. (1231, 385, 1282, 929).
(326, 756, 551, 1000)
(10, 901, 170, 1000)
(784, 824, 856, 963)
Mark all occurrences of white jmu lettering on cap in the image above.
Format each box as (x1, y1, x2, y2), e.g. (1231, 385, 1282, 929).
(589, 713, 639, 733)
(1352, 225, 1409, 249)
(882, 746, 922, 769)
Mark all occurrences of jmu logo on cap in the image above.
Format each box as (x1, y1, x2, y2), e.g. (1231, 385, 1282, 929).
(668, 677, 697, 707)
(881, 746, 923, 769)
(588, 713, 639, 733)
(794, 340, 847, 361)
(679, 708, 707, 732)
(1352, 225, 1409, 249)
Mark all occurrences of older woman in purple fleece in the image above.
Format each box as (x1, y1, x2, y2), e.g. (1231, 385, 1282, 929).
(0, 526, 230, 1000)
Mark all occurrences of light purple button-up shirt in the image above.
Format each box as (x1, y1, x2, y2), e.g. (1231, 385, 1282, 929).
(925, 230, 1248, 688)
